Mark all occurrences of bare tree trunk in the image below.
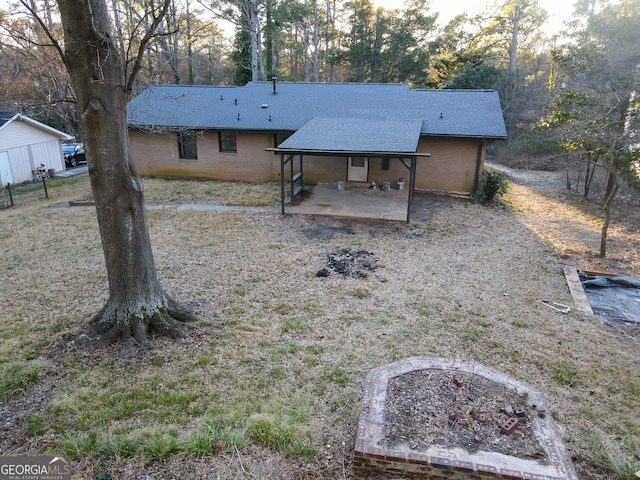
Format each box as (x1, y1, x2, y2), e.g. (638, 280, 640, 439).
(56, 0, 197, 349)
(186, 0, 194, 84)
(265, 0, 273, 78)
(509, 4, 519, 74)
(303, 18, 310, 82)
(600, 170, 618, 258)
(250, 0, 259, 81)
(583, 153, 597, 197)
(257, 18, 265, 80)
(324, 0, 333, 81)
(312, 0, 319, 82)
(110, 0, 127, 69)
(169, 0, 181, 83)
(43, 0, 54, 28)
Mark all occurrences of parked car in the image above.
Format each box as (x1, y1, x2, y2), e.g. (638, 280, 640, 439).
(62, 143, 86, 167)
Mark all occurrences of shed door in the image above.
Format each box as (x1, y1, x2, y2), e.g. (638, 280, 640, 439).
(347, 156, 368, 182)
(0, 151, 13, 185)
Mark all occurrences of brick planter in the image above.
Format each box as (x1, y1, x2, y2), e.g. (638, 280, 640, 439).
(354, 357, 578, 479)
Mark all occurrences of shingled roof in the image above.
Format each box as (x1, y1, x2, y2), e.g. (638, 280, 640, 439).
(127, 82, 507, 141)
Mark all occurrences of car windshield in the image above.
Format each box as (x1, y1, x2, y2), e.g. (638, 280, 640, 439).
(62, 145, 76, 153)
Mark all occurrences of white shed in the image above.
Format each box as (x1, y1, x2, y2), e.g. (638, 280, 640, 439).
(0, 114, 74, 185)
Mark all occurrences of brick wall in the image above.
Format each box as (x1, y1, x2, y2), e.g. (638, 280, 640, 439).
(130, 130, 280, 181)
(414, 137, 482, 193)
(130, 129, 485, 193)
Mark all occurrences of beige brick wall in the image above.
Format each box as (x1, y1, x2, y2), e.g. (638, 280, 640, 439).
(413, 137, 483, 193)
(130, 130, 485, 193)
(363, 138, 484, 193)
(130, 130, 280, 182)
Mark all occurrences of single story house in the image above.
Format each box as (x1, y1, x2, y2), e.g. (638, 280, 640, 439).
(127, 81, 507, 196)
(0, 113, 73, 185)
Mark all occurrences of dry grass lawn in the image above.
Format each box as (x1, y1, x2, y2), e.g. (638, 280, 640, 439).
(0, 166, 639, 479)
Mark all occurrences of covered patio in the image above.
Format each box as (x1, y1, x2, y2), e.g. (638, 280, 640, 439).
(268, 117, 431, 222)
(288, 182, 410, 221)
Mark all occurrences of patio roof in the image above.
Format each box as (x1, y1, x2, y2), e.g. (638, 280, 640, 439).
(270, 122, 430, 222)
(277, 117, 423, 153)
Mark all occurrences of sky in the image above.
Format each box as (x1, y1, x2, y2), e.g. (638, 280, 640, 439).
(0, 0, 576, 38)
(375, 0, 576, 36)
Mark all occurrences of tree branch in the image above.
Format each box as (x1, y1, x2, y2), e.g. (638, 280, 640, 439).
(125, 0, 172, 93)
(18, 0, 66, 65)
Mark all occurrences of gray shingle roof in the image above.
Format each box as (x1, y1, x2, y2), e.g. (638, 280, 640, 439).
(127, 82, 507, 141)
(279, 117, 423, 153)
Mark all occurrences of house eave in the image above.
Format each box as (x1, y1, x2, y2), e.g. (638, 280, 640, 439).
(266, 148, 431, 157)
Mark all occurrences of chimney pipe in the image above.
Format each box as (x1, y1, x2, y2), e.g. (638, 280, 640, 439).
(272, 77, 278, 95)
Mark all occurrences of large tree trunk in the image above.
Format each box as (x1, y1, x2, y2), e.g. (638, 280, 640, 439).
(57, 0, 196, 349)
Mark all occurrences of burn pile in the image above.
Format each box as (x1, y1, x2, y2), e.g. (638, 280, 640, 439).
(316, 248, 382, 278)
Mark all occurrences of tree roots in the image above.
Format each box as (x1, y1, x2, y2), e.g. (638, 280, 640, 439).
(82, 295, 200, 352)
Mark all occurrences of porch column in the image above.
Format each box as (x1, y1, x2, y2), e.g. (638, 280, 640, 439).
(280, 154, 285, 214)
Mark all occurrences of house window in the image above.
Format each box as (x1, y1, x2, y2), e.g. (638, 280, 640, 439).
(351, 157, 366, 167)
(382, 158, 390, 170)
(219, 131, 237, 152)
(178, 131, 198, 159)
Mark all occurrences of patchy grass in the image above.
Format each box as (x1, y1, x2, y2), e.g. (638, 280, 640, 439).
(552, 360, 584, 387)
(0, 361, 47, 401)
(141, 178, 281, 207)
(1, 173, 639, 479)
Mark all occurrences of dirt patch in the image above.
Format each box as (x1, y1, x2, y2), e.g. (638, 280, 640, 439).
(302, 221, 355, 241)
(381, 369, 547, 460)
(68, 192, 95, 206)
(316, 248, 383, 278)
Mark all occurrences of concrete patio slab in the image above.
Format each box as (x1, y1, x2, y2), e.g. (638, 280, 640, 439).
(288, 182, 410, 221)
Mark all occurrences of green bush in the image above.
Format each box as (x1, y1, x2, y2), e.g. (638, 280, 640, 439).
(473, 170, 510, 204)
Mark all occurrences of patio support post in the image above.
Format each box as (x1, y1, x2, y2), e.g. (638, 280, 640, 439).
(410, 157, 417, 203)
(290, 153, 294, 197)
(405, 156, 417, 223)
(280, 153, 286, 214)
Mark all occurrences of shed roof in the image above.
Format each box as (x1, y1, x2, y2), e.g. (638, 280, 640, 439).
(127, 82, 507, 140)
(0, 114, 74, 140)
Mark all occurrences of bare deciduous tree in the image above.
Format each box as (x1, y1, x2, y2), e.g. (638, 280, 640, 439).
(23, 0, 199, 350)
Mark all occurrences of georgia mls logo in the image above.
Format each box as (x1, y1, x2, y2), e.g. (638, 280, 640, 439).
(0, 456, 71, 480)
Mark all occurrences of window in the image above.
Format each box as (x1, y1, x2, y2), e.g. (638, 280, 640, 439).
(219, 131, 237, 152)
(178, 131, 198, 159)
(382, 158, 390, 170)
(351, 157, 365, 167)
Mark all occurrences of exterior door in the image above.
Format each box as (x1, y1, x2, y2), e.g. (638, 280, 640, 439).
(0, 151, 13, 186)
(347, 156, 368, 182)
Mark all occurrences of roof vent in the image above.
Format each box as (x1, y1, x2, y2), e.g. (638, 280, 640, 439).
(268, 115, 272, 122)
(220, 95, 224, 100)
(237, 113, 241, 121)
(261, 104, 268, 109)
(439, 112, 444, 119)
(272, 77, 278, 95)
(234, 99, 238, 105)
